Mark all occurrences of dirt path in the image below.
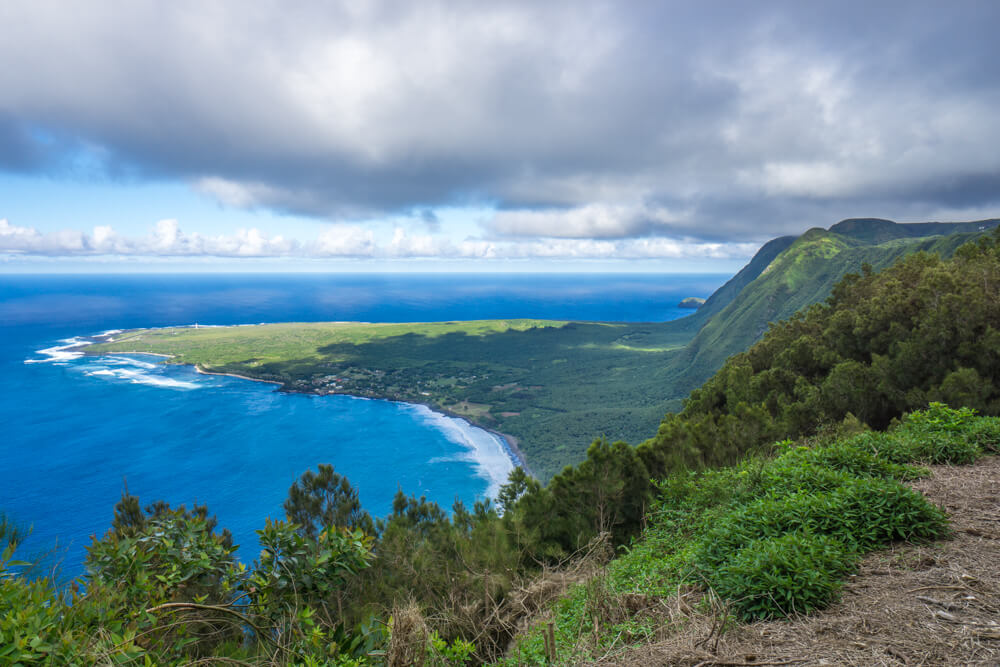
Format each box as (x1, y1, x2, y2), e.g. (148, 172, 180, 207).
(604, 456, 1000, 666)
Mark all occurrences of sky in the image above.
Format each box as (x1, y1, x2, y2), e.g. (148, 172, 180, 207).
(1, 1, 999, 272)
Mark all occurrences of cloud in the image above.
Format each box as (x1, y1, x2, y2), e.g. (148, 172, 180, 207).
(0, 2, 998, 243)
(0, 219, 297, 257)
(0, 219, 754, 261)
(311, 225, 376, 256)
(489, 203, 686, 239)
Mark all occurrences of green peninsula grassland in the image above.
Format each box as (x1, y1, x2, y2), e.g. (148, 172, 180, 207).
(88, 318, 694, 477)
(86, 218, 1000, 479)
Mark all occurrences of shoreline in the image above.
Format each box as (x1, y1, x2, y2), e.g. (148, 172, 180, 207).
(194, 365, 284, 386)
(282, 385, 533, 478)
(80, 332, 532, 478)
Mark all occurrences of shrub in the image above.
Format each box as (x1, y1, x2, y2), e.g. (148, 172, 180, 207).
(85, 510, 241, 612)
(891, 403, 986, 464)
(651, 461, 765, 538)
(694, 476, 948, 572)
(846, 427, 980, 465)
(249, 518, 374, 616)
(902, 402, 978, 434)
(84, 509, 243, 659)
(0, 544, 147, 664)
(964, 416, 1000, 453)
(759, 461, 856, 496)
(771, 439, 925, 481)
(710, 532, 858, 620)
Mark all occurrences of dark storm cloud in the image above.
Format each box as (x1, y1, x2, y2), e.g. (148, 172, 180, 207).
(0, 114, 53, 171)
(1, 0, 998, 243)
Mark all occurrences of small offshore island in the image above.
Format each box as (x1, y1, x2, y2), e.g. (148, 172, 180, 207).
(677, 296, 706, 308)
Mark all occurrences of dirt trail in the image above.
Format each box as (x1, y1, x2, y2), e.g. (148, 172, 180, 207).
(603, 456, 1000, 666)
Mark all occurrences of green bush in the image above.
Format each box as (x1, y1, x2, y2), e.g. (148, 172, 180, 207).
(650, 461, 765, 538)
(902, 403, 978, 434)
(964, 416, 1000, 453)
(85, 509, 241, 612)
(0, 544, 147, 664)
(891, 403, 985, 464)
(899, 430, 980, 465)
(759, 460, 857, 496)
(846, 428, 980, 466)
(694, 476, 948, 572)
(710, 532, 857, 620)
(249, 518, 373, 616)
(771, 440, 924, 481)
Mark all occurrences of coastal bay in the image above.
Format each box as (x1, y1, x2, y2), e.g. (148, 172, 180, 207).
(2, 272, 724, 576)
(85, 316, 701, 479)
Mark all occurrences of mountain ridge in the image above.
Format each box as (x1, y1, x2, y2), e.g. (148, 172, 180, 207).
(666, 218, 1000, 394)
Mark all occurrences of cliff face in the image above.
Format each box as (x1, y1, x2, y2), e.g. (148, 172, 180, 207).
(665, 219, 1000, 394)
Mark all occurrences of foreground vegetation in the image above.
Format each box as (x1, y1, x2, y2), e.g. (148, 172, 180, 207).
(7, 222, 1000, 664)
(502, 404, 999, 664)
(86, 219, 1000, 479)
(4, 404, 996, 664)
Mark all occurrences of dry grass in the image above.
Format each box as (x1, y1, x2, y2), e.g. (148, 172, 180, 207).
(593, 456, 1000, 666)
(388, 600, 430, 667)
(477, 533, 613, 661)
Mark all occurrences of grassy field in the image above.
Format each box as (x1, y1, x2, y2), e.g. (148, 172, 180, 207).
(88, 319, 696, 479)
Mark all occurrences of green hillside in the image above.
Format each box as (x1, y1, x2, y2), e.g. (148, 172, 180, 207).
(828, 217, 1000, 244)
(672, 233, 797, 332)
(668, 219, 1000, 392)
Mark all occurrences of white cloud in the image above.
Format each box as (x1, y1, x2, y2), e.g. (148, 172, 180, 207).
(311, 225, 376, 256)
(0, 218, 756, 262)
(0, 219, 298, 258)
(0, 219, 43, 251)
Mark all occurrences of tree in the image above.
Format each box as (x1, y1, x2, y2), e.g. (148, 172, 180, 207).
(284, 464, 375, 537)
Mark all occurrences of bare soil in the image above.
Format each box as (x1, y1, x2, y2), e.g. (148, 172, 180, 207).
(600, 456, 1000, 666)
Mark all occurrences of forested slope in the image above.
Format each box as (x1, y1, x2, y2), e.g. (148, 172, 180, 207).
(641, 226, 1000, 479)
(667, 219, 1000, 393)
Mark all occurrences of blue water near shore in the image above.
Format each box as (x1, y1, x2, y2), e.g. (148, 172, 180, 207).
(0, 273, 726, 578)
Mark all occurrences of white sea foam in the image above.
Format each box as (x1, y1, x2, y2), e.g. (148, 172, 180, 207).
(83, 366, 201, 390)
(24, 338, 89, 364)
(103, 356, 159, 369)
(412, 405, 516, 500)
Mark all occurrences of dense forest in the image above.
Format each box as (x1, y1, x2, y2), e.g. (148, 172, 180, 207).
(5, 226, 1000, 664)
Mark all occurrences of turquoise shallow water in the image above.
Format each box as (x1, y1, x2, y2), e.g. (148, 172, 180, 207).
(0, 273, 726, 577)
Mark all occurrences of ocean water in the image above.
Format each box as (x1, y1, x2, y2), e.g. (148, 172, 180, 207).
(0, 273, 726, 578)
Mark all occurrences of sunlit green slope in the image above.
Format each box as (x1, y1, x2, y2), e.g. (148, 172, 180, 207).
(668, 219, 1000, 393)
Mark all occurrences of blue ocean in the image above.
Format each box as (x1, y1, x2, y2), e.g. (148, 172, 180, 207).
(0, 273, 725, 578)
